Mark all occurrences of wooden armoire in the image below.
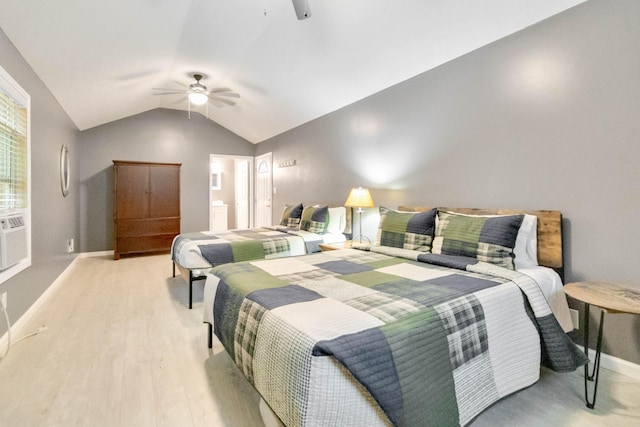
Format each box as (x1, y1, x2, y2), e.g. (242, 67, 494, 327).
(113, 160, 181, 260)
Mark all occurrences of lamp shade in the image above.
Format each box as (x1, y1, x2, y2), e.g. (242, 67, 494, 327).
(344, 187, 374, 208)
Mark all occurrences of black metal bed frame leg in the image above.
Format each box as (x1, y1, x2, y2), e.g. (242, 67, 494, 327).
(189, 270, 193, 310)
(172, 261, 175, 277)
(208, 323, 213, 349)
(583, 303, 605, 409)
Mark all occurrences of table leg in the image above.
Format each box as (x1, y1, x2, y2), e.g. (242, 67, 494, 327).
(583, 303, 605, 409)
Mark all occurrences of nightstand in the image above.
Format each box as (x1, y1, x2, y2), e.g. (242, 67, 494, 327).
(319, 240, 354, 251)
(564, 281, 640, 409)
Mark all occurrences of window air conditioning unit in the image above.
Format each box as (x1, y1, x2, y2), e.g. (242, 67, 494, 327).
(0, 214, 27, 270)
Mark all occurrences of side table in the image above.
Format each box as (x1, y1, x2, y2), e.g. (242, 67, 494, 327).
(319, 240, 352, 251)
(564, 281, 640, 409)
(319, 240, 371, 251)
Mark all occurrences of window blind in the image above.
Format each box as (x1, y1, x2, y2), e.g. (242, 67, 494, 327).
(0, 91, 28, 209)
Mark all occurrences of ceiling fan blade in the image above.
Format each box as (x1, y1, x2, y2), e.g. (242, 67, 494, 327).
(209, 96, 236, 106)
(153, 92, 185, 96)
(209, 87, 232, 93)
(172, 96, 188, 105)
(152, 87, 186, 91)
(211, 91, 240, 98)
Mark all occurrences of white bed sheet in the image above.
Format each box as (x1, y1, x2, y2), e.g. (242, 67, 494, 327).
(517, 266, 573, 332)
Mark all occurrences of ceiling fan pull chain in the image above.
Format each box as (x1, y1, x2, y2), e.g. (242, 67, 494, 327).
(264, 0, 268, 16)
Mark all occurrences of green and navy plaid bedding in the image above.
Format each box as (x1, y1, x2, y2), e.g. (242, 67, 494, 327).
(171, 227, 323, 269)
(376, 207, 436, 251)
(207, 247, 586, 426)
(279, 203, 304, 227)
(300, 205, 329, 234)
(432, 211, 524, 269)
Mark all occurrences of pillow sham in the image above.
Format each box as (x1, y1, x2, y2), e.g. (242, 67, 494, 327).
(279, 203, 304, 228)
(441, 211, 538, 269)
(432, 211, 524, 270)
(326, 206, 347, 234)
(375, 207, 436, 252)
(300, 205, 329, 234)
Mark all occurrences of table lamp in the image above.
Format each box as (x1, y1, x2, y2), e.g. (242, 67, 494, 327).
(344, 187, 375, 244)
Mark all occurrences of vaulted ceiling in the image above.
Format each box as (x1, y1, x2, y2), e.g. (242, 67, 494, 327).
(0, 0, 585, 143)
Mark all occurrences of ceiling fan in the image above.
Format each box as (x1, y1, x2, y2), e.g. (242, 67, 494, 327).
(152, 73, 239, 108)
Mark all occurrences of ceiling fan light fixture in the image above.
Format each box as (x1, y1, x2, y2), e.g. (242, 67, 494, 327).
(188, 92, 208, 105)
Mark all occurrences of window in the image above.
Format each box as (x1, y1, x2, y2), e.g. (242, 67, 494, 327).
(0, 86, 28, 209)
(0, 65, 31, 282)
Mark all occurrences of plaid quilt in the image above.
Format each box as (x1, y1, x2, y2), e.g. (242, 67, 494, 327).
(207, 247, 586, 427)
(171, 227, 323, 269)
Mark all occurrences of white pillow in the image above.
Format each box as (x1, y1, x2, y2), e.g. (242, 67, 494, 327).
(326, 207, 347, 234)
(516, 214, 538, 268)
(443, 211, 538, 269)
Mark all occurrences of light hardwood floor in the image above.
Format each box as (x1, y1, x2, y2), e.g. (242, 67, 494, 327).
(0, 254, 638, 426)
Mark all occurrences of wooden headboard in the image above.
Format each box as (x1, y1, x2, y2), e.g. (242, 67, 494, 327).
(398, 206, 563, 270)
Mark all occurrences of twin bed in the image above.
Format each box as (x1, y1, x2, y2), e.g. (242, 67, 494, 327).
(172, 205, 347, 308)
(201, 206, 586, 426)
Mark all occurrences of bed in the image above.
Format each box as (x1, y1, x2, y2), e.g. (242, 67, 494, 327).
(172, 205, 348, 308)
(202, 207, 586, 426)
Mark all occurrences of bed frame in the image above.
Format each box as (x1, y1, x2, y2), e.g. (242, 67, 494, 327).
(172, 262, 207, 309)
(398, 206, 563, 273)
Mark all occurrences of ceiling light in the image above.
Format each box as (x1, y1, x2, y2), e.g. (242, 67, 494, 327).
(188, 92, 208, 105)
(292, 0, 311, 20)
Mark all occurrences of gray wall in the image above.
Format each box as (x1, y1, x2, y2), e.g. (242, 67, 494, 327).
(0, 28, 80, 337)
(257, 0, 640, 364)
(77, 108, 254, 252)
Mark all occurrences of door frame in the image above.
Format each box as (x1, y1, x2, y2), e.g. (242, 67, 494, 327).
(209, 154, 254, 229)
(254, 152, 273, 228)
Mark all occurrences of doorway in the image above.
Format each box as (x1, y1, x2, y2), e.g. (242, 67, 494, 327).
(254, 152, 273, 228)
(209, 155, 254, 230)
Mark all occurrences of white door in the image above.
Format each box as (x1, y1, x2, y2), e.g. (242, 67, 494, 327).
(235, 159, 250, 229)
(254, 152, 272, 228)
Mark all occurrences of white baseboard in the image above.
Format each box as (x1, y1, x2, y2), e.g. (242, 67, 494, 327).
(0, 251, 113, 351)
(78, 250, 114, 258)
(0, 255, 80, 352)
(577, 344, 640, 381)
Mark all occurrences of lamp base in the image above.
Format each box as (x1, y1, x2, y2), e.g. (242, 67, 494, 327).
(350, 235, 371, 249)
(350, 234, 371, 244)
(350, 208, 371, 247)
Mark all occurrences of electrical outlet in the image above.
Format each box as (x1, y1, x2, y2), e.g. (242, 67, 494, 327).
(570, 308, 579, 330)
(1, 292, 6, 310)
(67, 238, 74, 253)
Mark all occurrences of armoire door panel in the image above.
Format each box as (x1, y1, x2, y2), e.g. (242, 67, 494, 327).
(149, 165, 180, 218)
(114, 163, 150, 219)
